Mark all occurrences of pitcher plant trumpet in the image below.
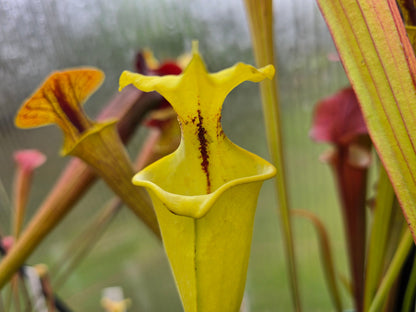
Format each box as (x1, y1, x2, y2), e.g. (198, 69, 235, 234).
(119, 42, 276, 311)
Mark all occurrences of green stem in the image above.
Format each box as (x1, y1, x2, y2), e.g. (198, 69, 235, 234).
(369, 229, 413, 312)
(363, 164, 396, 311)
(243, 0, 301, 310)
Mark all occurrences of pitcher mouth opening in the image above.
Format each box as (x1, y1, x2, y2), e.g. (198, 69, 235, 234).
(132, 149, 276, 219)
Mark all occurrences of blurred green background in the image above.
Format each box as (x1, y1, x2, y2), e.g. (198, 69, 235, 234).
(0, 0, 352, 310)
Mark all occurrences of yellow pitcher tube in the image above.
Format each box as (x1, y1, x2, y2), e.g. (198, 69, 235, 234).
(119, 42, 276, 312)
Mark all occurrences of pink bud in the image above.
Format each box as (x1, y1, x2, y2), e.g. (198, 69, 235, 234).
(14, 150, 46, 172)
(2, 236, 14, 253)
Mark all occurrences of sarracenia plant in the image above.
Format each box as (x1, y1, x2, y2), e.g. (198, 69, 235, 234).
(311, 87, 371, 311)
(14, 68, 158, 232)
(310, 88, 413, 312)
(0, 67, 164, 289)
(119, 41, 276, 312)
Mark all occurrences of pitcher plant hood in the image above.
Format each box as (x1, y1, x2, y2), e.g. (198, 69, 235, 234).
(119, 42, 276, 311)
(15, 68, 106, 155)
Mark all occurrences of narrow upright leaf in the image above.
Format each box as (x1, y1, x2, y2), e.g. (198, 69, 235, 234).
(243, 1, 302, 309)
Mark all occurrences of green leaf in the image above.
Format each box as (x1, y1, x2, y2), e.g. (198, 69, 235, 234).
(316, 0, 416, 240)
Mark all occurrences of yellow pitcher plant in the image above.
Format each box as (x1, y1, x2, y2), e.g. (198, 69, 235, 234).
(119, 42, 276, 311)
(14, 67, 158, 235)
(0, 67, 162, 290)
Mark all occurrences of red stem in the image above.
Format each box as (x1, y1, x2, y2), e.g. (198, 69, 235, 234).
(331, 146, 368, 312)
